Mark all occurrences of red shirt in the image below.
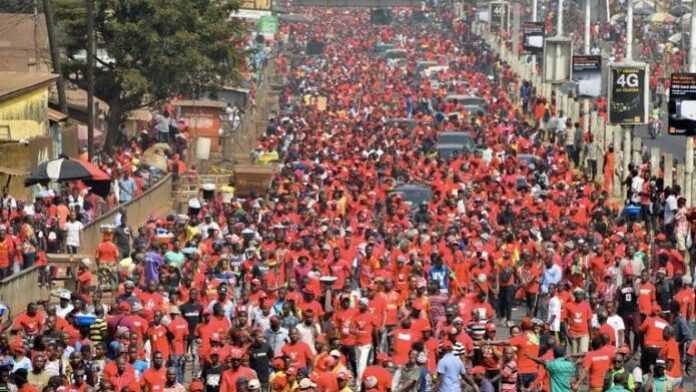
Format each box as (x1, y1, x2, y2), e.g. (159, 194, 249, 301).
(281, 341, 314, 370)
(392, 328, 421, 365)
(351, 311, 377, 346)
(12, 312, 44, 335)
(141, 367, 166, 392)
(96, 241, 119, 264)
(333, 307, 357, 346)
(508, 333, 539, 374)
(565, 301, 592, 337)
(219, 367, 257, 392)
(362, 366, 392, 392)
(581, 345, 615, 388)
(147, 324, 171, 360)
(167, 316, 189, 356)
(640, 316, 669, 348)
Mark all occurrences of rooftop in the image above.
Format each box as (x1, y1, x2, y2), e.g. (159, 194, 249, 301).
(0, 72, 57, 101)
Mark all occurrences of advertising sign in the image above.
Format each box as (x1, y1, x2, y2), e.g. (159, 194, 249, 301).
(572, 55, 602, 98)
(521, 21, 544, 53)
(489, 2, 510, 32)
(668, 73, 696, 135)
(543, 37, 572, 83)
(608, 64, 649, 125)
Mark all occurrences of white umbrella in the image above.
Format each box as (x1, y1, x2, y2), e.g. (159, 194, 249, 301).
(669, 33, 682, 43)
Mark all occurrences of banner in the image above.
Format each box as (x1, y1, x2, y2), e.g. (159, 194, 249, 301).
(257, 15, 279, 35)
(668, 73, 696, 135)
(609, 64, 649, 125)
(240, 0, 272, 10)
(521, 21, 544, 53)
(489, 2, 509, 32)
(572, 55, 602, 98)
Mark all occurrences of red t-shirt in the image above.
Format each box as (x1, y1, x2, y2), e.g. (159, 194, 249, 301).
(141, 367, 166, 392)
(508, 334, 539, 374)
(565, 301, 592, 337)
(96, 241, 119, 264)
(640, 317, 669, 348)
(167, 316, 189, 356)
(392, 328, 421, 365)
(362, 366, 392, 392)
(219, 367, 257, 392)
(581, 345, 615, 388)
(281, 342, 314, 370)
(351, 311, 377, 346)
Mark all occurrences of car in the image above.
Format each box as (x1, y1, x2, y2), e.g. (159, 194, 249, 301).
(416, 61, 438, 73)
(390, 183, 433, 208)
(436, 131, 476, 152)
(445, 94, 487, 114)
(422, 65, 449, 79)
(435, 143, 467, 160)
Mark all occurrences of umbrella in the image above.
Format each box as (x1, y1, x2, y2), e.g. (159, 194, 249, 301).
(671, 4, 690, 17)
(669, 32, 682, 43)
(634, 0, 656, 15)
(25, 157, 111, 197)
(680, 13, 692, 24)
(142, 145, 169, 171)
(648, 12, 676, 23)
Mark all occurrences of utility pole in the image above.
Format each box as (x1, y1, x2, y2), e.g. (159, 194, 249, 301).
(531, 0, 537, 73)
(86, 0, 95, 160)
(626, 0, 633, 61)
(557, 0, 563, 36)
(43, 0, 68, 114)
(690, 0, 696, 72)
(33, 0, 39, 71)
(583, 0, 591, 165)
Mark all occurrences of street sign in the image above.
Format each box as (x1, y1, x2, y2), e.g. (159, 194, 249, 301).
(543, 37, 572, 84)
(608, 63, 649, 125)
(521, 21, 544, 53)
(489, 2, 510, 32)
(572, 55, 602, 98)
(668, 73, 696, 135)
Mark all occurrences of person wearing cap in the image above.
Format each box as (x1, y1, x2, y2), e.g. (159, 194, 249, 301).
(433, 341, 477, 392)
(247, 379, 262, 392)
(602, 351, 635, 391)
(166, 306, 188, 383)
(362, 352, 392, 392)
(248, 329, 274, 391)
(219, 349, 257, 392)
(201, 343, 225, 392)
(56, 291, 74, 319)
(297, 378, 316, 392)
(564, 288, 592, 355)
(351, 297, 378, 383)
(643, 358, 676, 392)
(469, 366, 493, 392)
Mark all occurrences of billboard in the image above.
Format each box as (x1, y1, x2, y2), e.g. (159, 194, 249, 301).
(572, 55, 602, 98)
(608, 64, 650, 125)
(521, 21, 544, 53)
(239, 0, 272, 10)
(489, 2, 510, 32)
(668, 73, 696, 135)
(543, 37, 572, 83)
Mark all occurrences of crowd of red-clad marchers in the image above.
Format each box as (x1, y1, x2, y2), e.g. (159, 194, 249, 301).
(0, 4, 694, 392)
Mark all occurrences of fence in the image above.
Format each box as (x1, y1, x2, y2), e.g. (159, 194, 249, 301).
(292, 0, 419, 6)
(477, 23, 696, 208)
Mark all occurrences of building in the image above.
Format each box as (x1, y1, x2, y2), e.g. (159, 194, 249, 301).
(0, 72, 58, 199)
(0, 13, 50, 73)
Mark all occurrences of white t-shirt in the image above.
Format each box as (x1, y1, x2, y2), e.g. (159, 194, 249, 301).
(65, 220, 84, 247)
(607, 314, 626, 347)
(664, 194, 678, 224)
(547, 295, 562, 332)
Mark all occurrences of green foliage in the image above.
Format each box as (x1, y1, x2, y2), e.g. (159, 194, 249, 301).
(54, 0, 244, 143)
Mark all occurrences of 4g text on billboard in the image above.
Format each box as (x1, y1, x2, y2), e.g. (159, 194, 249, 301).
(489, 2, 510, 33)
(609, 64, 649, 125)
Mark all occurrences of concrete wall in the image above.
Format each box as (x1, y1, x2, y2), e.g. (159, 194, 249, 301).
(78, 174, 174, 258)
(0, 88, 50, 141)
(0, 266, 47, 317)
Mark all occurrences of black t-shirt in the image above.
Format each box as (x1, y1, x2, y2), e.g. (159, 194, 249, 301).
(114, 225, 132, 257)
(179, 302, 203, 334)
(617, 286, 638, 314)
(202, 363, 223, 392)
(248, 343, 273, 383)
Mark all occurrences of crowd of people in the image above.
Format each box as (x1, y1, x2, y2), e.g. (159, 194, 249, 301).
(0, 3, 694, 392)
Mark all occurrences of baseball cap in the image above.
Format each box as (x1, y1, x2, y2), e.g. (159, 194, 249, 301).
(330, 349, 342, 358)
(299, 378, 317, 390)
(248, 379, 261, 390)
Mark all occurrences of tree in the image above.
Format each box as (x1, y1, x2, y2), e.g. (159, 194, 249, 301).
(54, 0, 244, 150)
